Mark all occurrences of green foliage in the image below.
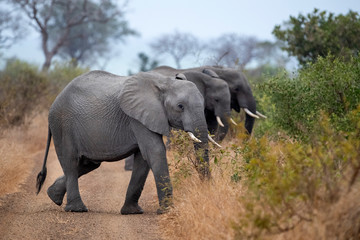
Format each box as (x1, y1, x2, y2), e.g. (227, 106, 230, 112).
(47, 61, 89, 99)
(261, 54, 360, 140)
(233, 109, 360, 238)
(273, 9, 360, 65)
(0, 59, 47, 126)
(246, 64, 287, 138)
(0, 59, 88, 128)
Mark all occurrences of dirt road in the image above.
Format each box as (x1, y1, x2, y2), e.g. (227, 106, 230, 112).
(0, 148, 164, 240)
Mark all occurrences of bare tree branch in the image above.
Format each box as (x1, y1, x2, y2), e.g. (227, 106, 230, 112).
(0, 7, 26, 49)
(150, 31, 201, 68)
(10, 0, 136, 70)
(207, 33, 258, 69)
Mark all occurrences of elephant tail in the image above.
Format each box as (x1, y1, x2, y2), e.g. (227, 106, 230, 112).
(36, 127, 52, 195)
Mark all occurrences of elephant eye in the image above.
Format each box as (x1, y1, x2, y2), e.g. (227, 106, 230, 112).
(177, 103, 184, 110)
(214, 98, 219, 102)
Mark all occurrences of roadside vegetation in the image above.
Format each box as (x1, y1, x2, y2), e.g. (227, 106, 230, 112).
(162, 54, 360, 239)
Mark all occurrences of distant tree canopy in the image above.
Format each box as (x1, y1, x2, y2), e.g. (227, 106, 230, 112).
(207, 34, 258, 69)
(11, 0, 136, 70)
(150, 31, 284, 70)
(0, 9, 25, 50)
(273, 9, 360, 65)
(150, 31, 201, 69)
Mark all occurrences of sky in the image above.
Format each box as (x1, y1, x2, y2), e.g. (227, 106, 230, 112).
(4, 0, 360, 75)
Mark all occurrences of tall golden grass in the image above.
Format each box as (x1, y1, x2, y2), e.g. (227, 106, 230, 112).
(161, 130, 247, 240)
(0, 112, 48, 198)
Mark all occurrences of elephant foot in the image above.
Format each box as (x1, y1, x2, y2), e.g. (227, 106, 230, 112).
(120, 202, 144, 215)
(47, 184, 65, 206)
(64, 198, 88, 212)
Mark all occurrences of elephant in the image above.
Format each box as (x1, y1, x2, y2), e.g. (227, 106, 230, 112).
(123, 70, 229, 171)
(36, 70, 210, 214)
(174, 70, 231, 142)
(152, 66, 266, 135)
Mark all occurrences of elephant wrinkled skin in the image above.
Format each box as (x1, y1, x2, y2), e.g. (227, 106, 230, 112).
(36, 70, 209, 214)
(175, 70, 231, 141)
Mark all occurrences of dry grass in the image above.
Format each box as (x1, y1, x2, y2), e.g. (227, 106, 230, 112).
(269, 182, 360, 240)
(0, 112, 48, 198)
(161, 138, 247, 240)
(160, 128, 360, 240)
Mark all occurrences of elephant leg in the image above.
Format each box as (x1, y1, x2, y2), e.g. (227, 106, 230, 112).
(150, 153, 173, 214)
(129, 120, 173, 214)
(62, 157, 88, 212)
(47, 176, 66, 206)
(121, 151, 150, 215)
(124, 155, 134, 171)
(47, 158, 101, 206)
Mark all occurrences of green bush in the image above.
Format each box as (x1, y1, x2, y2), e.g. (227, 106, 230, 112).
(47, 61, 89, 100)
(0, 59, 89, 128)
(261, 54, 360, 140)
(233, 108, 360, 238)
(0, 59, 48, 126)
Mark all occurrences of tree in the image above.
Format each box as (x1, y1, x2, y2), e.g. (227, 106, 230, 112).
(0, 9, 25, 50)
(150, 31, 201, 68)
(11, 0, 136, 70)
(273, 9, 360, 65)
(207, 34, 258, 69)
(128, 52, 159, 75)
(255, 40, 289, 67)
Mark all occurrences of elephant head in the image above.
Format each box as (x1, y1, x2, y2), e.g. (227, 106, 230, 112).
(119, 72, 210, 176)
(175, 70, 231, 142)
(203, 67, 265, 135)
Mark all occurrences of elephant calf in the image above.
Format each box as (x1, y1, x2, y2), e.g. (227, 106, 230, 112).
(36, 70, 209, 214)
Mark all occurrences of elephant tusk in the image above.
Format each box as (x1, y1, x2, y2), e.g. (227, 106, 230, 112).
(216, 116, 225, 127)
(230, 118, 238, 126)
(243, 108, 259, 119)
(208, 134, 222, 148)
(256, 111, 267, 119)
(187, 132, 202, 143)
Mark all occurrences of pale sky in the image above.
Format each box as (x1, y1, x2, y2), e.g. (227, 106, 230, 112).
(4, 0, 360, 75)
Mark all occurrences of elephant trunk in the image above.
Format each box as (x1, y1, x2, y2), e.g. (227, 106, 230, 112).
(245, 114, 256, 135)
(214, 107, 231, 142)
(214, 115, 230, 142)
(192, 120, 210, 179)
(238, 94, 257, 135)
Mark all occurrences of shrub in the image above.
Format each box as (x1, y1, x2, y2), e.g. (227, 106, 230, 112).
(233, 108, 360, 239)
(0, 59, 89, 128)
(261, 54, 360, 140)
(46, 61, 89, 102)
(0, 59, 48, 126)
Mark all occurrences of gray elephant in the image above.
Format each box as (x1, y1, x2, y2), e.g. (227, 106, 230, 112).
(123, 70, 228, 171)
(152, 66, 266, 136)
(174, 70, 231, 142)
(36, 70, 210, 214)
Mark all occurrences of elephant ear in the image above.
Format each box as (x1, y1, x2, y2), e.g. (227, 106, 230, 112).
(202, 68, 220, 78)
(119, 73, 170, 136)
(175, 73, 187, 80)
